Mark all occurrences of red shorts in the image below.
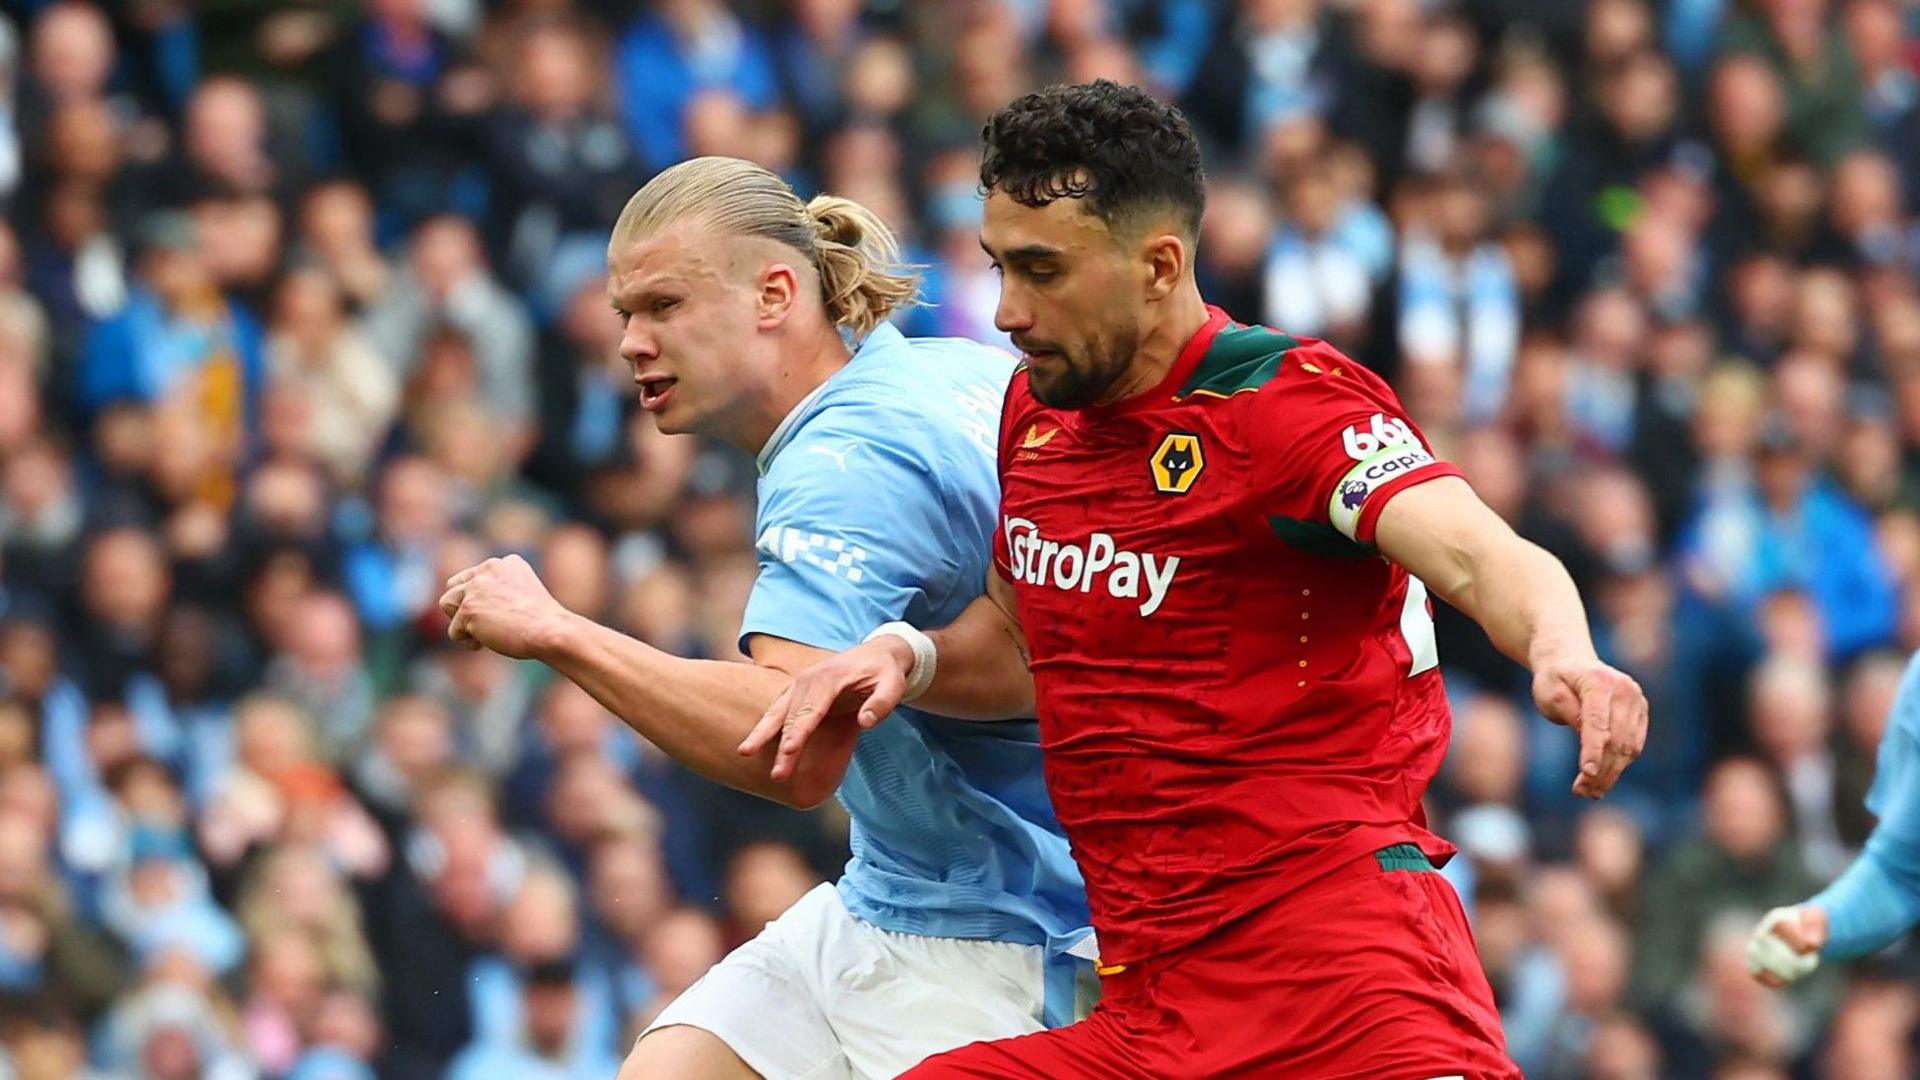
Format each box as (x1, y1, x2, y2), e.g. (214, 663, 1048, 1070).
(905, 846, 1520, 1080)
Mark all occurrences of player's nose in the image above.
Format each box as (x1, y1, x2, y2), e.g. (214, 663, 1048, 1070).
(994, 290, 1033, 335)
(619, 320, 659, 367)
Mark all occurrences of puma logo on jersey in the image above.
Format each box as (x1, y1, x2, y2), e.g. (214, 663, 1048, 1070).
(1003, 517, 1180, 617)
(807, 441, 860, 472)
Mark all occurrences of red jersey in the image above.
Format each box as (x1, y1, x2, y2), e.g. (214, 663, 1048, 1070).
(992, 306, 1466, 966)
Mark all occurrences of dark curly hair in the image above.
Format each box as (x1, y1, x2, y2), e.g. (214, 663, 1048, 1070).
(979, 80, 1206, 237)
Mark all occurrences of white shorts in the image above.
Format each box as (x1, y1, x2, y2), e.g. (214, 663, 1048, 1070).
(643, 883, 1047, 1079)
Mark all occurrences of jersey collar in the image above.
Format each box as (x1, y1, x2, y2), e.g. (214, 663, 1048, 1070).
(756, 324, 906, 475)
(1078, 304, 1232, 423)
(756, 380, 829, 475)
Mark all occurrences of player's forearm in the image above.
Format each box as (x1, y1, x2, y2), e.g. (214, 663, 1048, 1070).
(1810, 846, 1920, 959)
(1813, 751, 1920, 958)
(533, 613, 837, 807)
(915, 595, 1037, 721)
(1439, 533, 1597, 672)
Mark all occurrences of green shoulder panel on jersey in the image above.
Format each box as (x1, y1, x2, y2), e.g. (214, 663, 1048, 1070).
(1265, 515, 1375, 559)
(1176, 323, 1299, 400)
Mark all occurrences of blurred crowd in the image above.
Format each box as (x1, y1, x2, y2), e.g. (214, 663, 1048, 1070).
(0, 0, 1916, 1078)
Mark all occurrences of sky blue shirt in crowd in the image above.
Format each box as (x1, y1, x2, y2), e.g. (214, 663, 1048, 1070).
(738, 324, 1091, 1019)
(1811, 649, 1920, 957)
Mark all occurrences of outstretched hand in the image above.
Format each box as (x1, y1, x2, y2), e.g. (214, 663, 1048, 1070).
(740, 637, 917, 780)
(1532, 655, 1648, 799)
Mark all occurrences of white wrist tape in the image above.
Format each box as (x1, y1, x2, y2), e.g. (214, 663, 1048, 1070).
(1746, 907, 1820, 984)
(864, 621, 937, 703)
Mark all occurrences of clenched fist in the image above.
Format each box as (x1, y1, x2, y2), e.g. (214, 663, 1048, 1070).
(1746, 905, 1827, 988)
(438, 554, 574, 660)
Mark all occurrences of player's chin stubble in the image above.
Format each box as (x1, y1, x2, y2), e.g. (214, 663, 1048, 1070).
(1029, 335, 1137, 410)
(1029, 359, 1100, 409)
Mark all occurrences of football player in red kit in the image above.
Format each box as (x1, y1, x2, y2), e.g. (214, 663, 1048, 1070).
(746, 81, 1647, 1079)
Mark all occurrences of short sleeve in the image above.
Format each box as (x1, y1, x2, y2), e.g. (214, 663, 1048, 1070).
(1867, 653, 1920, 820)
(740, 407, 964, 653)
(1251, 341, 1463, 545)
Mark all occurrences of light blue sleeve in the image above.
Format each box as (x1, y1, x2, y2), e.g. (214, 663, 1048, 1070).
(739, 406, 965, 654)
(1810, 653, 1920, 958)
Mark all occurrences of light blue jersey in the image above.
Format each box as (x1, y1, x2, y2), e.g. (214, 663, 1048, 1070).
(740, 324, 1090, 1020)
(1811, 651, 1920, 957)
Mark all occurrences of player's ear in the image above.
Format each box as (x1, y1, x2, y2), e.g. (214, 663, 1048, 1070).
(757, 262, 801, 329)
(1142, 230, 1186, 302)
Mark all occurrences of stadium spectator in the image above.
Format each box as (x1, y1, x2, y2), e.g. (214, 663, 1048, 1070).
(1261, 160, 1381, 343)
(1819, 977, 1919, 1080)
(21, 3, 117, 122)
(0, 806, 127, 1017)
(613, 0, 780, 173)
(524, 269, 636, 503)
(1634, 758, 1825, 1013)
(363, 214, 534, 444)
(445, 955, 619, 1080)
(161, 77, 283, 204)
(341, 455, 454, 637)
(483, 16, 642, 293)
(1581, 1010, 1665, 1080)
(1535, 913, 1636, 1076)
(264, 266, 398, 488)
(1399, 169, 1522, 423)
(77, 212, 265, 491)
(1719, 0, 1872, 167)
(339, 0, 491, 233)
(1747, 653, 1852, 879)
(295, 180, 392, 313)
(349, 693, 453, 832)
(262, 591, 376, 764)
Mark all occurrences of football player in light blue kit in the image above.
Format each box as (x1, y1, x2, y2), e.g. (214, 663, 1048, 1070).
(438, 157, 1091, 1080)
(1748, 650, 1920, 987)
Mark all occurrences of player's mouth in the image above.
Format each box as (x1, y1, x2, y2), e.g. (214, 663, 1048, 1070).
(638, 374, 678, 412)
(1015, 341, 1061, 365)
